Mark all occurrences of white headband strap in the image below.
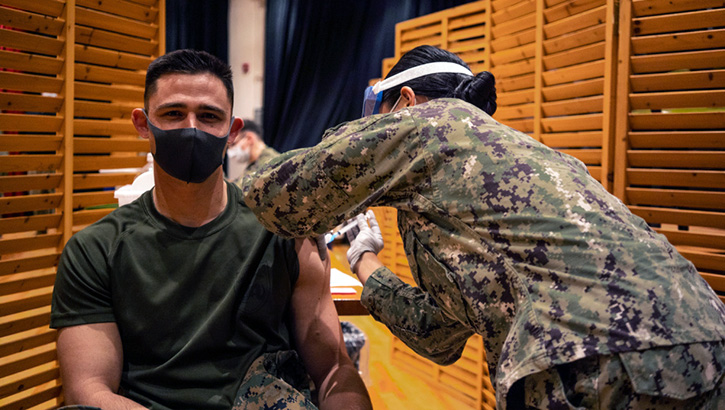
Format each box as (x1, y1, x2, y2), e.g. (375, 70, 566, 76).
(372, 62, 473, 94)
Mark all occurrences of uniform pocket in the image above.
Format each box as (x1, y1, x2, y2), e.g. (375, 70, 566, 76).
(618, 341, 725, 400)
(409, 233, 475, 328)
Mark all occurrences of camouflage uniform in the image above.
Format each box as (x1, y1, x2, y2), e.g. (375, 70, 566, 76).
(233, 350, 316, 410)
(243, 98, 725, 408)
(233, 146, 280, 189)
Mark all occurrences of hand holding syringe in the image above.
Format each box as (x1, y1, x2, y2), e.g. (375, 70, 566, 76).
(325, 214, 370, 244)
(343, 210, 384, 276)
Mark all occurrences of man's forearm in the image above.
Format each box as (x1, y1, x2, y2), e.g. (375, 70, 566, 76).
(317, 363, 372, 410)
(66, 387, 146, 410)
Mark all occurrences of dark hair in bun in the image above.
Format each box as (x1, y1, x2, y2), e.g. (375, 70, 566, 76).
(452, 71, 496, 115)
(381, 45, 497, 115)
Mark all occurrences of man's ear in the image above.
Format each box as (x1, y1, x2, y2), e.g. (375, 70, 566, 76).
(131, 108, 151, 140)
(227, 117, 244, 147)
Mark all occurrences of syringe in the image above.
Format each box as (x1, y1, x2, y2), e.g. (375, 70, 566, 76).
(325, 215, 369, 244)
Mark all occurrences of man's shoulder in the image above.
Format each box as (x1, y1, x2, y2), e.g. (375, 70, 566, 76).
(228, 183, 294, 242)
(68, 199, 149, 249)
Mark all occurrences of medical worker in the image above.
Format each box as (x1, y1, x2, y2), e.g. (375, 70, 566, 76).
(243, 45, 725, 409)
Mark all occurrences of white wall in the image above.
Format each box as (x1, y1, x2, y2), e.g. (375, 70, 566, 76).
(228, 0, 266, 123)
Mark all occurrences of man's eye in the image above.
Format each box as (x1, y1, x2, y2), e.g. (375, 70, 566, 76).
(164, 111, 183, 117)
(201, 113, 220, 121)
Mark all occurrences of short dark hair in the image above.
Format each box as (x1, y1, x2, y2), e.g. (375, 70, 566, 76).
(241, 119, 263, 138)
(144, 49, 234, 109)
(383, 45, 496, 115)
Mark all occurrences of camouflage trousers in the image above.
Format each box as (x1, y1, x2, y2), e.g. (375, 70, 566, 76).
(232, 350, 317, 410)
(507, 341, 725, 410)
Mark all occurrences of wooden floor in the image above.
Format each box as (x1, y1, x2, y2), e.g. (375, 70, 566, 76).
(330, 245, 472, 410)
(344, 315, 473, 410)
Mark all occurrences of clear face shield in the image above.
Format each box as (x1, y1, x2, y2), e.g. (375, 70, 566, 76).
(360, 61, 474, 118)
(361, 85, 383, 117)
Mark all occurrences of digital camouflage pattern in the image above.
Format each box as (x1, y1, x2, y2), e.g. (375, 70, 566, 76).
(517, 342, 725, 409)
(233, 146, 280, 189)
(249, 146, 281, 175)
(243, 98, 725, 407)
(233, 350, 315, 410)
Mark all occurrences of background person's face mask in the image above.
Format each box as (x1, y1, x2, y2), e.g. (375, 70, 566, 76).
(144, 111, 233, 183)
(226, 145, 251, 181)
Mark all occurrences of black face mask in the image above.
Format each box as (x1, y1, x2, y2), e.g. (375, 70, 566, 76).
(144, 111, 233, 183)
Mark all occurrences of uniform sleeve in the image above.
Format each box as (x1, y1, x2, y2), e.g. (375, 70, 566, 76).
(50, 231, 114, 328)
(242, 112, 431, 238)
(360, 267, 474, 366)
(245, 146, 281, 176)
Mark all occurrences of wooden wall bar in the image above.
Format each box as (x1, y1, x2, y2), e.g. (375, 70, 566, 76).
(540, 0, 619, 188)
(0, 1, 163, 408)
(488, 0, 537, 136)
(615, 0, 725, 303)
(381, 1, 725, 409)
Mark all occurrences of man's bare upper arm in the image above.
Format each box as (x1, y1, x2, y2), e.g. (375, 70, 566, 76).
(57, 322, 124, 404)
(290, 238, 347, 385)
(291, 238, 372, 410)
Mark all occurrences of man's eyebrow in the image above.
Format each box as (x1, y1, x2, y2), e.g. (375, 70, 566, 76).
(156, 102, 187, 110)
(198, 104, 226, 115)
(155, 103, 226, 115)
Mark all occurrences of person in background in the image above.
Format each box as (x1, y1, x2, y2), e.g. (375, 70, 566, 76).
(242, 45, 725, 409)
(50, 49, 371, 410)
(225, 119, 279, 187)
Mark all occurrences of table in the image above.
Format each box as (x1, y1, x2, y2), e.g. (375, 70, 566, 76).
(333, 289, 369, 316)
(329, 244, 369, 316)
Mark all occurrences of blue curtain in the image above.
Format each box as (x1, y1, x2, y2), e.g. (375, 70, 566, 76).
(166, 0, 229, 63)
(264, 1, 473, 151)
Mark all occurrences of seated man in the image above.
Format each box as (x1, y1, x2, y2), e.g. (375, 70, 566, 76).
(225, 119, 279, 187)
(50, 49, 371, 410)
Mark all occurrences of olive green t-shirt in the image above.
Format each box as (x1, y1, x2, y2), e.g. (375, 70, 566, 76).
(51, 182, 299, 410)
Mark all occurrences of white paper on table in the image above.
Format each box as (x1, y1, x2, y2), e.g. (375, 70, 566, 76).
(331, 287, 357, 295)
(330, 268, 363, 288)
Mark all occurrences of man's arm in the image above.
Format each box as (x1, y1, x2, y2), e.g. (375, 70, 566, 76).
(291, 238, 372, 410)
(57, 323, 146, 409)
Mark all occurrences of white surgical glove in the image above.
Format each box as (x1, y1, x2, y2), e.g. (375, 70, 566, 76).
(346, 210, 384, 273)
